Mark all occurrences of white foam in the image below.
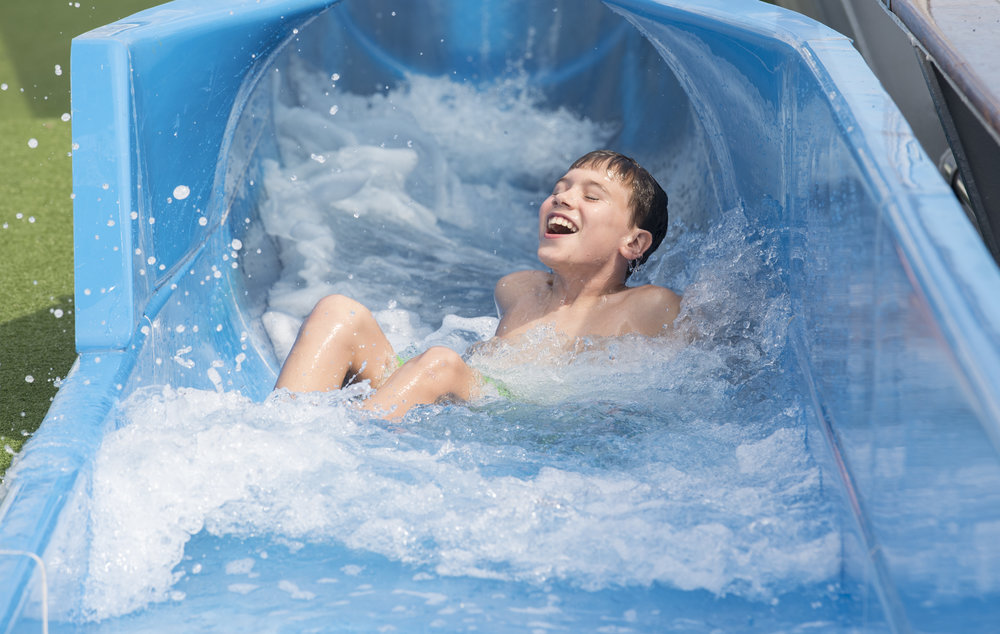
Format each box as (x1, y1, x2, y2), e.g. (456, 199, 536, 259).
(224, 558, 255, 575)
(44, 368, 837, 619)
(278, 580, 316, 600)
(261, 310, 302, 362)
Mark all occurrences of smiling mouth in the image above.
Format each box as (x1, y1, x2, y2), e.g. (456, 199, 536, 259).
(546, 215, 579, 235)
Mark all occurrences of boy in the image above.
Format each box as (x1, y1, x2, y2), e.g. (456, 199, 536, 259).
(274, 150, 681, 417)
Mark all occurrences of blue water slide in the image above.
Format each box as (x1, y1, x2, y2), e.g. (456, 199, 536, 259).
(2, 0, 999, 631)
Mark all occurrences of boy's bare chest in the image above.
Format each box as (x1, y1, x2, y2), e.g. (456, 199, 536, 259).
(498, 297, 631, 339)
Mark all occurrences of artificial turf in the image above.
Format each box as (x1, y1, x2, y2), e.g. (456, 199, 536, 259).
(1, 1, 163, 477)
(0, 116, 76, 475)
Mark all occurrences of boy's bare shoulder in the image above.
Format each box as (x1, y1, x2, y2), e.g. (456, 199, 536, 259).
(623, 284, 682, 336)
(628, 283, 681, 304)
(495, 270, 549, 303)
(497, 269, 548, 287)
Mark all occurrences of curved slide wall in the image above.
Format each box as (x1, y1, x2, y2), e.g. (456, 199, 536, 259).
(2, 0, 999, 631)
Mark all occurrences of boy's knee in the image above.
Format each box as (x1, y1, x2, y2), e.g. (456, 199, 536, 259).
(412, 346, 473, 401)
(312, 294, 369, 323)
(417, 346, 468, 378)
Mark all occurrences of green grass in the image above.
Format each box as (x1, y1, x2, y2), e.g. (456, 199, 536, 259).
(1, 1, 163, 477)
(0, 117, 76, 473)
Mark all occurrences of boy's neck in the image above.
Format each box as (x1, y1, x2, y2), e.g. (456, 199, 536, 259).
(547, 267, 629, 305)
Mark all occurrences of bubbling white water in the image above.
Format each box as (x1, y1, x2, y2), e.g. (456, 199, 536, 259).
(43, 70, 840, 621)
(54, 377, 837, 620)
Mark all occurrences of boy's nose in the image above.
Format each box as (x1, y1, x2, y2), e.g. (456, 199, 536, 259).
(553, 190, 573, 207)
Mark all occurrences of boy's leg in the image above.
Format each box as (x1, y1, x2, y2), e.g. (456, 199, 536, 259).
(361, 346, 477, 419)
(275, 295, 397, 392)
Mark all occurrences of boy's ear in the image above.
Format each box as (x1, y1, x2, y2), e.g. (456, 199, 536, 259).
(622, 228, 653, 260)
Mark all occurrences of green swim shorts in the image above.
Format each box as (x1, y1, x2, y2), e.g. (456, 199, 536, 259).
(395, 353, 513, 399)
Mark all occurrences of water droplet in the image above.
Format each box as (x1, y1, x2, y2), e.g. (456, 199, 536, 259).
(173, 184, 190, 200)
(231, 238, 243, 250)
(199, 217, 208, 226)
(61, 113, 71, 122)
(27, 138, 38, 149)
(25, 375, 34, 383)
(54, 308, 64, 318)
(329, 105, 339, 116)
(54, 64, 63, 76)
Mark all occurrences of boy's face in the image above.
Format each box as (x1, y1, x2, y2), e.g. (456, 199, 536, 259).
(537, 166, 644, 273)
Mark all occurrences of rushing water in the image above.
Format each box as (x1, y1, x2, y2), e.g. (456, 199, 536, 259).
(41, 69, 844, 627)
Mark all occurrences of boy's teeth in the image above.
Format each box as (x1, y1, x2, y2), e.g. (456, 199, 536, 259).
(547, 216, 578, 234)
